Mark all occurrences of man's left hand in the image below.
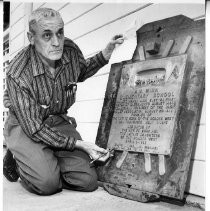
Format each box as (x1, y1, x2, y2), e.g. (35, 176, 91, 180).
(102, 34, 124, 61)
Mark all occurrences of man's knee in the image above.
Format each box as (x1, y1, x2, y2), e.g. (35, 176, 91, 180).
(20, 172, 62, 196)
(63, 170, 98, 192)
(80, 172, 98, 192)
(37, 173, 62, 195)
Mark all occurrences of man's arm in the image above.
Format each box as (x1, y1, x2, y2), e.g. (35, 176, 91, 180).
(3, 89, 11, 109)
(7, 76, 110, 161)
(77, 50, 108, 82)
(77, 35, 124, 82)
(7, 76, 76, 150)
(75, 140, 109, 162)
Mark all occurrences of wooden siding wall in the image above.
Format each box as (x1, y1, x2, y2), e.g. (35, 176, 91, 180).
(9, 2, 205, 197)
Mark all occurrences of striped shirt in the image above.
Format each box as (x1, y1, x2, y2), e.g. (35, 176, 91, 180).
(4, 37, 108, 150)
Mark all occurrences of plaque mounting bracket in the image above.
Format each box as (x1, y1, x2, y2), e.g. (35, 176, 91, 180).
(116, 150, 128, 169)
(138, 47, 153, 175)
(158, 154, 166, 175)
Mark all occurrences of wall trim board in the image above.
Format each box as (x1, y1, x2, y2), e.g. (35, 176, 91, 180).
(85, 50, 100, 59)
(10, 15, 25, 28)
(190, 158, 205, 162)
(64, 3, 103, 26)
(73, 3, 153, 41)
(33, 3, 46, 10)
(194, 14, 205, 20)
(10, 46, 24, 59)
(185, 160, 205, 196)
(57, 3, 70, 12)
(10, 3, 22, 14)
(92, 71, 110, 78)
(10, 30, 24, 42)
(33, 3, 70, 12)
(76, 98, 104, 102)
(77, 122, 99, 124)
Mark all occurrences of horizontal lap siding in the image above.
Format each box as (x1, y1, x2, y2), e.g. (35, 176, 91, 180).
(192, 124, 205, 161)
(76, 123, 99, 143)
(192, 94, 205, 162)
(75, 3, 205, 57)
(186, 93, 205, 196)
(10, 3, 23, 17)
(10, 7, 25, 27)
(32, 3, 46, 10)
(9, 4, 25, 58)
(77, 74, 109, 101)
(39, 3, 64, 11)
(10, 18, 25, 41)
(33, 3, 68, 11)
(8, 3, 205, 197)
(61, 3, 101, 25)
(186, 160, 205, 196)
(68, 99, 104, 123)
(65, 3, 205, 197)
(9, 34, 25, 58)
(63, 3, 146, 40)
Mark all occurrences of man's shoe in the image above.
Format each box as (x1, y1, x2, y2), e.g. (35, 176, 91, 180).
(3, 149, 19, 182)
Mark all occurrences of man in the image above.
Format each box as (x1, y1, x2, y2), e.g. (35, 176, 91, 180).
(3, 8, 123, 195)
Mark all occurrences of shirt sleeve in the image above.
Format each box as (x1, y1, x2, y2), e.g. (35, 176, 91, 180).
(7, 76, 77, 150)
(77, 48, 108, 82)
(3, 89, 12, 108)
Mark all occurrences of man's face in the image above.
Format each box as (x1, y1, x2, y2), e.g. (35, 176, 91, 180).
(31, 16, 64, 63)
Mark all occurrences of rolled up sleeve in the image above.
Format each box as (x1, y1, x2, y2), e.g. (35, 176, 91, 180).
(7, 76, 76, 150)
(77, 47, 108, 82)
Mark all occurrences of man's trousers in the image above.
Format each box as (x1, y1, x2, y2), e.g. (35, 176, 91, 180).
(4, 112, 98, 195)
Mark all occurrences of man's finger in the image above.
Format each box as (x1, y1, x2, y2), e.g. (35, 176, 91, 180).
(98, 151, 110, 162)
(113, 34, 123, 40)
(112, 38, 124, 44)
(95, 146, 108, 154)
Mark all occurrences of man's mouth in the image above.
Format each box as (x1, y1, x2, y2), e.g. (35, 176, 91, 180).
(50, 50, 62, 53)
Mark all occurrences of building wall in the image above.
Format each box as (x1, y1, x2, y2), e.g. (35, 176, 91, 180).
(7, 2, 205, 197)
(3, 29, 10, 141)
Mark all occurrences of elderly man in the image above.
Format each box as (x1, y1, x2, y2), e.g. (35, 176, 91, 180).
(3, 8, 123, 195)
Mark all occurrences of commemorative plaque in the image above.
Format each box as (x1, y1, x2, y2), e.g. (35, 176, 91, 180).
(96, 15, 205, 202)
(107, 55, 187, 155)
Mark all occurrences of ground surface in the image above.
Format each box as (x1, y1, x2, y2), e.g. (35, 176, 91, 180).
(3, 177, 204, 211)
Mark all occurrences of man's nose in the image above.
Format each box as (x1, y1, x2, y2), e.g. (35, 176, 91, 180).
(51, 35, 59, 46)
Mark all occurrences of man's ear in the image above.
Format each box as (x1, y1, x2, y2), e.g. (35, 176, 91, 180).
(27, 32, 35, 45)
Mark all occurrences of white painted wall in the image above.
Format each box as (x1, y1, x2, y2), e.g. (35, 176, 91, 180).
(9, 2, 205, 197)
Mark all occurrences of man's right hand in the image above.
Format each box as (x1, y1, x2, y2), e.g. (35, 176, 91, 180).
(75, 140, 110, 162)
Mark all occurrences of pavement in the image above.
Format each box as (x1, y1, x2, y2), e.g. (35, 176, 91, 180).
(3, 177, 204, 211)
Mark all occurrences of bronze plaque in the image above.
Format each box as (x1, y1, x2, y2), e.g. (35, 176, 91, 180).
(107, 54, 187, 155)
(96, 15, 205, 201)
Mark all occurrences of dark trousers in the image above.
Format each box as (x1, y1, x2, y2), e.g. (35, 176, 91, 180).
(4, 112, 98, 195)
